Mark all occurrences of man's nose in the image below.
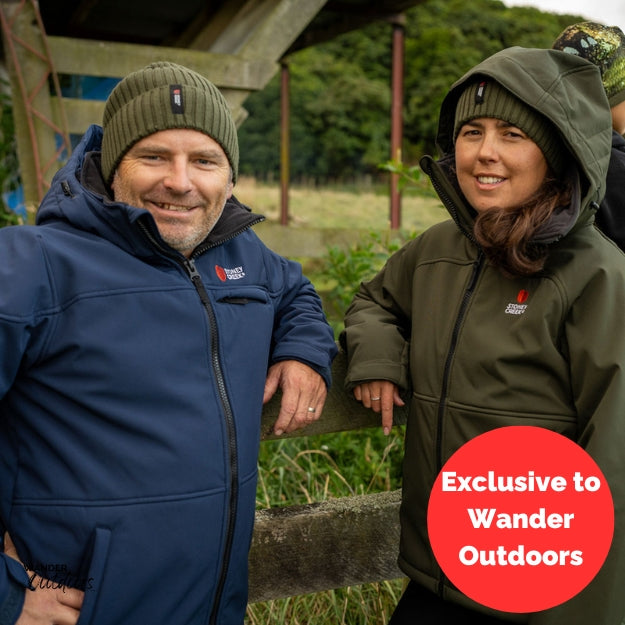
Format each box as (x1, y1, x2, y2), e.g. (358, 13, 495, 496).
(163, 161, 192, 192)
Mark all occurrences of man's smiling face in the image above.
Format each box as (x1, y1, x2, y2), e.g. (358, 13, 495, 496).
(111, 128, 233, 257)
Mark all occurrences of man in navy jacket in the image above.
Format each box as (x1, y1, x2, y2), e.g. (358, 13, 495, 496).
(0, 62, 337, 625)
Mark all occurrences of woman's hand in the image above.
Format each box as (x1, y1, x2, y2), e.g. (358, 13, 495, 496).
(353, 381, 405, 435)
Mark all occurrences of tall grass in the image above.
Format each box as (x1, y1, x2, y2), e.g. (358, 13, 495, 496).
(246, 580, 406, 625)
(256, 430, 405, 509)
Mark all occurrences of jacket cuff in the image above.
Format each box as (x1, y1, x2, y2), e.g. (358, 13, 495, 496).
(272, 357, 333, 389)
(0, 555, 29, 625)
(0, 581, 24, 625)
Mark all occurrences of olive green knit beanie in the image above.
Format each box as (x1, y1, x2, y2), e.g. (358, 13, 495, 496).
(553, 22, 625, 107)
(453, 80, 566, 176)
(101, 61, 239, 184)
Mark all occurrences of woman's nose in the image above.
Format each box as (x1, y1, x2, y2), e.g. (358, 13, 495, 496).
(476, 133, 499, 161)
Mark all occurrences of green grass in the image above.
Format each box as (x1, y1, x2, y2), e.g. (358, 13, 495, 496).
(234, 176, 446, 233)
(256, 429, 405, 509)
(236, 180, 444, 623)
(246, 580, 406, 625)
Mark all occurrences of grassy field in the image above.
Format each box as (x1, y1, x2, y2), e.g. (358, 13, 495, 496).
(234, 176, 446, 233)
(239, 180, 444, 624)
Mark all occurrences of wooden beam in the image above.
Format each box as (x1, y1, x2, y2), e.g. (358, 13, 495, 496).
(50, 96, 104, 135)
(248, 489, 404, 602)
(175, 0, 249, 51)
(0, 0, 64, 208)
(50, 96, 248, 136)
(190, 0, 329, 61)
(260, 346, 409, 441)
(253, 222, 413, 270)
(46, 36, 276, 90)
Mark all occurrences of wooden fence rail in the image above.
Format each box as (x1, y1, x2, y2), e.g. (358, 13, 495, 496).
(249, 347, 408, 603)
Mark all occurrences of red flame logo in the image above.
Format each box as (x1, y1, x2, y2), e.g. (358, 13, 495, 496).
(215, 265, 227, 282)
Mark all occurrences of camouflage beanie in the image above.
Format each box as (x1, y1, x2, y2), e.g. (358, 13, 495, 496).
(101, 61, 239, 184)
(553, 22, 625, 107)
(454, 80, 567, 176)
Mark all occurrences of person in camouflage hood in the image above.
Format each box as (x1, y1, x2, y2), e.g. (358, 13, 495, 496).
(553, 22, 625, 106)
(553, 22, 625, 251)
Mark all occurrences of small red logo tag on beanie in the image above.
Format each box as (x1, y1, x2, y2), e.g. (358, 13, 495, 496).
(475, 81, 486, 104)
(170, 84, 184, 114)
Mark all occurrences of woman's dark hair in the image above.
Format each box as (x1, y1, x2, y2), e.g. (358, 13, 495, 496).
(472, 176, 572, 278)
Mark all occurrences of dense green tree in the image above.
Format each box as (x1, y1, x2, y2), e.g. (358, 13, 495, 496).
(236, 79, 281, 180)
(295, 49, 390, 180)
(237, 0, 585, 182)
(239, 38, 391, 183)
(402, 0, 584, 157)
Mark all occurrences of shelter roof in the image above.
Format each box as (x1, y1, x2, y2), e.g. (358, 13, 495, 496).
(38, 0, 423, 55)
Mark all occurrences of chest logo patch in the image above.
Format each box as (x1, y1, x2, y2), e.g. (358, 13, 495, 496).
(215, 265, 245, 282)
(505, 289, 529, 315)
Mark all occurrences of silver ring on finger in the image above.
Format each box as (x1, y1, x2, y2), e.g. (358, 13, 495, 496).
(307, 406, 316, 413)
(371, 396, 381, 401)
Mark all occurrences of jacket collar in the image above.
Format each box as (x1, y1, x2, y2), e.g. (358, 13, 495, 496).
(37, 125, 264, 260)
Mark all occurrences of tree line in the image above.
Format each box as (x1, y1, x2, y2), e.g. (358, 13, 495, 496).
(237, 0, 585, 184)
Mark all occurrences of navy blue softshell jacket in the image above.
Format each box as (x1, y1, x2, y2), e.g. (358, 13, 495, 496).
(0, 125, 337, 625)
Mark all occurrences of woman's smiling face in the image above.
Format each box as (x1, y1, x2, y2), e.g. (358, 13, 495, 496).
(455, 117, 549, 213)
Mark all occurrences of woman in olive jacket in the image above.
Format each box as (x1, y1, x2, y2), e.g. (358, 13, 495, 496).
(342, 47, 625, 624)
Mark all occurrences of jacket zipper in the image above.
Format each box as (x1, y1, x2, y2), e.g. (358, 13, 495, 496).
(184, 259, 239, 625)
(435, 252, 484, 596)
(136, 222, 240, 624)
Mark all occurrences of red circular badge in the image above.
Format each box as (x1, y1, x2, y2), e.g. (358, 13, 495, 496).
(427, 426, 613, 613)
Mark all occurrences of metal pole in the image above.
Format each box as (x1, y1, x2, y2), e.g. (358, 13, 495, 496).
(389, 14, 405, 230)
(280, 61, 290, 226)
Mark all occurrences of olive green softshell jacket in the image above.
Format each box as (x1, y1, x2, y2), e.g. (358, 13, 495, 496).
(343, 48, 625, 623)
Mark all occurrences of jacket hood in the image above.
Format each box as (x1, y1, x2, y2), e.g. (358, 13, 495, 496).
(436, 47, 613, 216)
(36, 125, 263, 259)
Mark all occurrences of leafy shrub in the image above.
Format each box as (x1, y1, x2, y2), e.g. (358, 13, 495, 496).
(320, 230, 416, 336)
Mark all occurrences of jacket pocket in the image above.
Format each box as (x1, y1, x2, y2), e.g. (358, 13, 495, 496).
(215, 286, 270, 305)
(75, 527, 111, 625)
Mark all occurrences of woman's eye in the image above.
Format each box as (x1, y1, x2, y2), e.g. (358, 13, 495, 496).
(505, 128, 525, 139)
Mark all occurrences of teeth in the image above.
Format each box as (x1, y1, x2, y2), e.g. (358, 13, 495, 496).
(477, 176, 504, 184)
(156, 203, 191, 212)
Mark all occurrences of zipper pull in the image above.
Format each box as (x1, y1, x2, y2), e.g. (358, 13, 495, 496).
(185, 258, 202, 282)
(61, 181, 74, 197)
